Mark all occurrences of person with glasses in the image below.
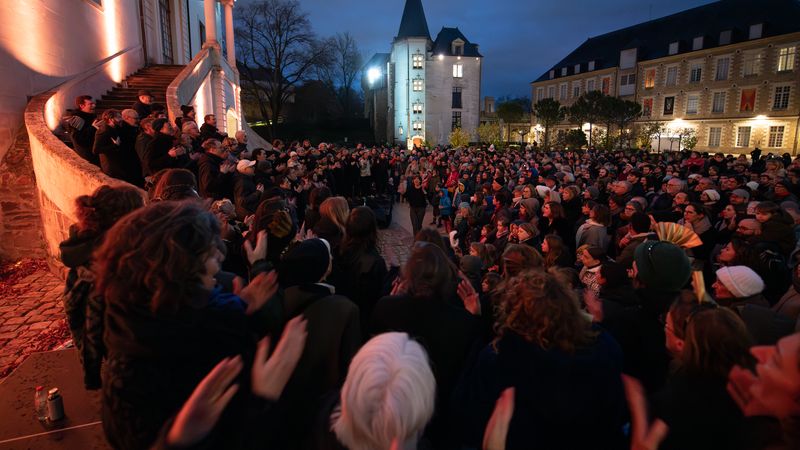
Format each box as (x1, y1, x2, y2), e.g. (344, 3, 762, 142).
(630, 304, 756, 450)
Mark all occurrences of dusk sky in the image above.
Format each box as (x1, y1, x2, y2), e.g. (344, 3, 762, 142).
(244, 0, 715, 99)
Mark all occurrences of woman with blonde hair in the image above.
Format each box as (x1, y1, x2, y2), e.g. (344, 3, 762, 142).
(313, 196, 350, 249)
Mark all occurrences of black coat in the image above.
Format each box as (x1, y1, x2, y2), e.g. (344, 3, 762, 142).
(370, 293, 481, 446)
(453, 330, 626, 450)
(234, 174, 261, 218)
(135, 132, 154, 176)
(199, 122, 225, 143)
(198, 153, 234, 200)
(68, 110, 100, 165)
(329, 246, 387, 331)
(94, 123, 142, 186)
(144, 132, 181, 175)
(265, 284, 361, 450)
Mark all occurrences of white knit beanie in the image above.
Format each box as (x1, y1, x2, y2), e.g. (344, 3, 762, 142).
(535, 185, 550, 199)
(703, 189, 721, 202)
(716, 266, 764, 298)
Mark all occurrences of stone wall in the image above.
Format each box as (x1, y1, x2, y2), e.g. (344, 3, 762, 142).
(0, 126, 46, 262)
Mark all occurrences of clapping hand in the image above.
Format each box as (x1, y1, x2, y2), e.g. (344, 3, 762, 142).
(244, 230, 268, 265)
(457, 273, 481, 316)
(483, 387, 515, 450)
(221, 161, 236, 174)
(166, 356, 243, 447)
(251, 316, 308, 400)
(622, 375, 668, 450)
(234, 270, 278, 315)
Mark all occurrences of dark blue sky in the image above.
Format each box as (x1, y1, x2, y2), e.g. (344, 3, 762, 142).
(244, 0, 715, 98)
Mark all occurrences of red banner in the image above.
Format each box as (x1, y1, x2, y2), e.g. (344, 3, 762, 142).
(740, 89, 756, 112)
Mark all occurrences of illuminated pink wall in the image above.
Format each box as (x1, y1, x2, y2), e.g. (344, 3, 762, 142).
(0, 0, 143, 163)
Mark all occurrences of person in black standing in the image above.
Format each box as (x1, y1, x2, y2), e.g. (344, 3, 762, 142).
(117, 109, 144, 187)
(131, 90, 153, 119)
(144, 118, 186, 176)
(406, 175, 428, 236)
(199, 114, 226, 144)
(66, 95, 100, 166)
(92, 110, 127, 181)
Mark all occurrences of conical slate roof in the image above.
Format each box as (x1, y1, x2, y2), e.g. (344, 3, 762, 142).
(396, 0, 430, 40)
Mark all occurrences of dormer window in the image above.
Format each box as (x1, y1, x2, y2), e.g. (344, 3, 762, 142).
(549, 70, 555, 79)
(719, 30, 732, 45)
(452, 39, 464, 56)
(692, 36, 704, 51)
(668, 41, 679, 55)
(749, 23, 763, 40)
(574, 64, 581, 74)
(561, 67, 567, 76)
(588, 60, 595, 71)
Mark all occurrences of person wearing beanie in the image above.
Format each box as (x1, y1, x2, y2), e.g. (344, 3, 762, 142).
(714, 266, 768, 307)
(270, 238, 361, 449)
(233, 159, 262, 219)
(602, 240, 692, 394)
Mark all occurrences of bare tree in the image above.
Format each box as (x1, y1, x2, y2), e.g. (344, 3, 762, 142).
(330, 32, 362, 118)
(235, 0, 330, 138)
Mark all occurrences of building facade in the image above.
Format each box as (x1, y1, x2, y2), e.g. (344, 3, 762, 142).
(363, 0, 482, 147)
(531, 0, 800, 154)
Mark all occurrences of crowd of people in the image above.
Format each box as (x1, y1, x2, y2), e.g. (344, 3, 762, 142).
(57, 93, 800, 450)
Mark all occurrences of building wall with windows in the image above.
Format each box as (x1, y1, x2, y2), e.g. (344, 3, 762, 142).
(530, 0, 800, 154)
(425, 52, 481, 146)
(637, 32, 799, 154)
(390, 38, 429, 148)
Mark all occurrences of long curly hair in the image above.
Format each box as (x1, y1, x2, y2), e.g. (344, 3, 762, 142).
(94, 201, 224, 315)
(494, 269, 596, 353)
(74, 184, 145, 235)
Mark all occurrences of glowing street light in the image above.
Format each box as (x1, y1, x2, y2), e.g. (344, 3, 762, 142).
(367, 67, 381, 85)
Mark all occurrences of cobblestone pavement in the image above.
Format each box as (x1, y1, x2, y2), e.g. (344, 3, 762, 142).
(0, 260, 69, 380)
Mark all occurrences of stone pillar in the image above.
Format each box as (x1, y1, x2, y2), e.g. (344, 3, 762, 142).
(223, 0, 236, 68)
(203, 0, 218, 48)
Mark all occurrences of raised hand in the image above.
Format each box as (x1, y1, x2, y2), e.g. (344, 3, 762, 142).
(166, 356, 242, 447)
(244, 230, 268, 264)
(252, 316, 308, 400)
(235, 271, 278, 315)
(622, 375, 668, 450)
(483, 387, 515, 450)
(457, 273, 481, 316)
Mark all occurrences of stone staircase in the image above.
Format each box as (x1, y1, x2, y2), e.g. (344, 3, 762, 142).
(94, 64, 185, 114)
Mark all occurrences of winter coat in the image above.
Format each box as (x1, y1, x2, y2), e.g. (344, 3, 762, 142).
(265, 283, 361, 450)
(101, 287, 269, 450)
(94, 123, 140, 185)
(756, 213, 797, 256)
(233, 174, 261, 219)
(198, 152, 234, 200)
(59, 226, 105, 389)
(199, 122, 225, 143)
(329, 246, 387, 333)
(452, 330, 626, 450)
(774, 287, 800, 322)
(575, 220, 610, 251)
(144, 132, 183, 175)
(616, 233, 655, 269)
(67, 110, 100, 165)
(370, 293, 481, 446)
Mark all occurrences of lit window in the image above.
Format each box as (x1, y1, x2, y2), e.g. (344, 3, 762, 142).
(664, 96, 675, 115)
(413, 102, 423, 114)
(642, 98, 653, 117)
(453, 63, 463, 78)
(737, 126, 751, 147)
(778, 46, 796, 72)
(413, 79, 423, 92)
(712, 92, 726, 113)
(740, 88, 757, 112)
(686, 94, 699, 115)
(413, 121, 423, 131)
(769, 126, 785, 147)
(774, 86, 791, 110)
(690, 63, 702, 83)
(644, 69, 656, 89)
(665, 66, 678, 86)
(743, 52, 761, 76)
(715, 57, 730, 80)
(708, 127, 721, 147)
(601, 77, 610, 95)
(412, 53, 424, 69)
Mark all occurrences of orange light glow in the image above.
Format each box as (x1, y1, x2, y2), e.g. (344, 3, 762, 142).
(104, 0, 123, 82)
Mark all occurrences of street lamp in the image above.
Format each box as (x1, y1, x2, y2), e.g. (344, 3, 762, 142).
(367, 67, 381, 85)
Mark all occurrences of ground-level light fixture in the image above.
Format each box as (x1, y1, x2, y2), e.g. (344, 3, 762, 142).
(438, 54, 444, 60)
